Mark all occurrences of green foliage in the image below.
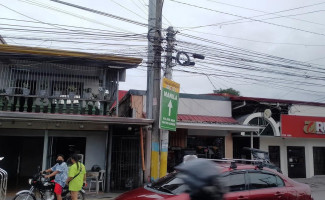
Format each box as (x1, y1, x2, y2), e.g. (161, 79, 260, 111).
(214, 88, 240, 96)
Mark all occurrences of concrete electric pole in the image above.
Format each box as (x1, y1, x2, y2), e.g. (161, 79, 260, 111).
(147, 0, 163, 182)
(160, 26, 176, 177)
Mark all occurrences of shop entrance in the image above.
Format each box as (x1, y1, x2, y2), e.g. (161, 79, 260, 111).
(0, 136, 43, 189)
(233, 137, 259, 159)
(47, 137, 86, 167)
(313, 147, 325, 175)
(111, 136, 140, 190)
(287, 146, 306, 178)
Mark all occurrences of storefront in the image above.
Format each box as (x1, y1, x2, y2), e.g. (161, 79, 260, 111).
(260, 114, 325, 178)
(167, 117, 260, 172)
(0, 112, 153, 191)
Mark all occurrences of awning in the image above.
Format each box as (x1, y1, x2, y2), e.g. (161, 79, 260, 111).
(0, 44, 142, 67)
(178, 114, 238, 124)
(0, 111, 153, 125)
(176, 122, 260, 132)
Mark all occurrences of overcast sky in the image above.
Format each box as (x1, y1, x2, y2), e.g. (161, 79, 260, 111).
(1, 0, 325, 102)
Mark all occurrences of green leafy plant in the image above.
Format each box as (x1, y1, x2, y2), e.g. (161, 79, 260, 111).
(23, 82, 29, 89)
(83, 88, 92, 93)
(67, 85, 77, 93)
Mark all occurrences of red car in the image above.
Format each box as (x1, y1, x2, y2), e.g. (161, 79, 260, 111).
(116, 162, 313, 200)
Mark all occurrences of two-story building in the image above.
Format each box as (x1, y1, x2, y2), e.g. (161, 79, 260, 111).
(0, 45, 153, 191)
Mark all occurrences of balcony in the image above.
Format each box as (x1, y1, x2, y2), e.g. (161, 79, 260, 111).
(0, 44, 142, 116)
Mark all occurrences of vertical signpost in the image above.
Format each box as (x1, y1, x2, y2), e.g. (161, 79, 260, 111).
(159, 78, 180, 131)
(159, 78, 179, 177)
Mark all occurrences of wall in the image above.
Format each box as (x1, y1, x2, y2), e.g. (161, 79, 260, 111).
(49, 130, 107, 170)
(178, 98, 231, 117)
(141, 95, 231, 117)
(289, 104, 325, 117)
(188, 129, 228, 136)
(260, 137, 325, 178)
(0, 129, 107, 171)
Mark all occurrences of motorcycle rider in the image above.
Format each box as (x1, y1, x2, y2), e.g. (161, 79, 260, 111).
(42, 154, 68, 200)
(172, 158, 226, 200)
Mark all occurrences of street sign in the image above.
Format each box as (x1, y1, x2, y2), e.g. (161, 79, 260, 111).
(159, 78, 180, 131)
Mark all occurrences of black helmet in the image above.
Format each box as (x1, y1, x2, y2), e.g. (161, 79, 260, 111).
(175, 159, 225, 200)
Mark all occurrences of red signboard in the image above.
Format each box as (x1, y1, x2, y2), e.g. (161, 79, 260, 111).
(281, 115, 325, 138)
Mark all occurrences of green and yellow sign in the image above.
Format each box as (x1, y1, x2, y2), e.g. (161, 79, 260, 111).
(159, 78, 180, 131)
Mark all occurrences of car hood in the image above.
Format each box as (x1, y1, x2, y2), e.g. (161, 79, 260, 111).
(115, 187, 174, 200)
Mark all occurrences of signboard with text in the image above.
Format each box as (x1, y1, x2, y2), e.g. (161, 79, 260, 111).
(159, 78, 180, 131)
(281, 114, 325, 138)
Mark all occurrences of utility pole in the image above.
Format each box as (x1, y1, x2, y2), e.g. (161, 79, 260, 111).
(147, 0, 163, 182)
(160, 26, 176, 177)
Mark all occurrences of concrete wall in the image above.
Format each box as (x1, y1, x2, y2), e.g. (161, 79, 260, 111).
(178, 98, 231, 117)
(289, 104, 325, 117)
(260, 136, 325, 178)
(187, 129, 228, 136)
(141, 95, 231, 117)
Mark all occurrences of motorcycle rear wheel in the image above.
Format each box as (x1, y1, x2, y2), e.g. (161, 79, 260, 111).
(13, 192, 36, 200)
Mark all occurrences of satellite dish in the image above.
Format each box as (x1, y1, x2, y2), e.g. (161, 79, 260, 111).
(264, 109, 272, 118)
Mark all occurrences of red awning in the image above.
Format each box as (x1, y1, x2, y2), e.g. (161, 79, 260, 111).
(177, 114, 238, 124)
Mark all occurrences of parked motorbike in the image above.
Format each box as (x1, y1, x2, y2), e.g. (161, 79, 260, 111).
(13, 170, 85, 200)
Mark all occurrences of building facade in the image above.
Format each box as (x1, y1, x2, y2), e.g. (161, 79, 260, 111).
(116, 90, 260, 181)
(0, 45, 152, 191)
(228, 95, 325, 178)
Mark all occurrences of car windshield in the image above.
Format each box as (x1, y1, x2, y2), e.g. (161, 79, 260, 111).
(147, 172, 188, 195)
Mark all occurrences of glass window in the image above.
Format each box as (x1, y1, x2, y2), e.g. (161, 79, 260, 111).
(248, 172, 278, 190)
(276, 175, 285, 187)
(149, 172, 188, 195)
(222, 173, 246, 192)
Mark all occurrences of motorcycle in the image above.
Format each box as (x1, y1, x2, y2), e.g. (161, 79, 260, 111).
(13, 170, 85, 200)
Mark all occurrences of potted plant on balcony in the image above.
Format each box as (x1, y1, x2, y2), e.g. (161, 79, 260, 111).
(67, 85, 77, 99)
(5, 80, 15, 95)
(22, 82, 30, 95)
(98, 87, 105, 100)
(53, 85, 61, 97)
(39, 81, 48, 96)
(83, 88, 93, 99)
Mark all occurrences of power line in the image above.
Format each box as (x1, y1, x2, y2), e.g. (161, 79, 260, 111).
(50, 0, 148, 27)
(170, 0, 325, 37)
(201, 0, 325, 27)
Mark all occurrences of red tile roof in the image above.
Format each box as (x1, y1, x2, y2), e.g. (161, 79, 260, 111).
(110, 90, 128, 110)
(177, 114, 238, 124)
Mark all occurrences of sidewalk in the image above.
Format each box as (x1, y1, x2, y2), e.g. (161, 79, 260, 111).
(294, 175, 325, 200)
(5, 191, 124, 200)
(86, 192, 123, 200)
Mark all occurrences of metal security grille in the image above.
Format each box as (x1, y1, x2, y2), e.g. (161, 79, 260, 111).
(0, 60, 119, 115)
(0, 167, 8, 200)
(111, 136, 141, 191)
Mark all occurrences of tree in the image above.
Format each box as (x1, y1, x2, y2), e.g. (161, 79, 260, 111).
(214, 88, 240, 96)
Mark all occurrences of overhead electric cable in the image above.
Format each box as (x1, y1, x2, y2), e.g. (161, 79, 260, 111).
(170, 0, 325, 37)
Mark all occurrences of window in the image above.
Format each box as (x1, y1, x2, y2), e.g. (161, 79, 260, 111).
(149, 172, 188, 195)
(222, 173, 246, 192)
(275, 175, 285, 187)
(269, 146, 281, 168)
(248, 172, 278, 190)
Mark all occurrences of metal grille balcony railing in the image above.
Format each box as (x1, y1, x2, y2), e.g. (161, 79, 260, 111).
(0, 60, 118, 115)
